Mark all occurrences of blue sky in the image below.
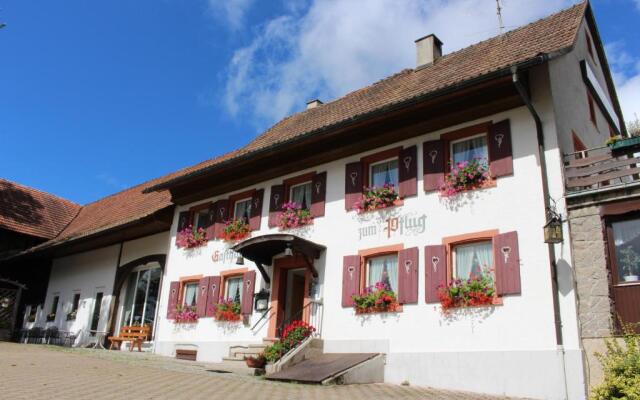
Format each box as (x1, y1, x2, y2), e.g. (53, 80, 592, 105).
(1, 0, 639, 204)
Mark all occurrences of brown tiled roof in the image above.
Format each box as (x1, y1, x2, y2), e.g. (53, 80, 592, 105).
(149, 1, 587, 191)
(0, 179, 80, 239)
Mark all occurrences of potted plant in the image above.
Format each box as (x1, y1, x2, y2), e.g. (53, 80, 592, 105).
(245, 354, 266, 368)
(214, 299, 242, 322)
(437, 270, 495, 312)
(439, 158, 491, 198)
(352, 281, 399, 314)
(174, 305, 199, 323)
(278, 202, 313, 230)
(353, 184, 399, 214)
(219, 219, 251, 242)
(619, 246, 640, 282)
(176, 225, 208, 249)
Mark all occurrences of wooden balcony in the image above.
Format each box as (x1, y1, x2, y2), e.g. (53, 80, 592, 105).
(564, 141, 640, 197)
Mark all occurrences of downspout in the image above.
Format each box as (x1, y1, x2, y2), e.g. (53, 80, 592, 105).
(512, 67, 569, 399)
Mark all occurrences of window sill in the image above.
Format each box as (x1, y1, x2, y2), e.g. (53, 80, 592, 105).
(354, 303, 403, 315)
(354, 199, 404, 214)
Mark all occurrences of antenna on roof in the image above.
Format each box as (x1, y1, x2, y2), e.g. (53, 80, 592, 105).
(495, 0, 505, 34)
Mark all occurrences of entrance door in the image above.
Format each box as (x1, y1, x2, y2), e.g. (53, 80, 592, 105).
(120, 263, 162, 337)
(606, 214, 640, 333)
(270, 256, 310, 338)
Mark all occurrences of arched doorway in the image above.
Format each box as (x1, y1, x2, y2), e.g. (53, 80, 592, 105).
(106, 255, 165, 345)
(0, 278, 26, 341)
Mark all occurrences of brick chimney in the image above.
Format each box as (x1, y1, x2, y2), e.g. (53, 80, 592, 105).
(415, 34, 443, 68)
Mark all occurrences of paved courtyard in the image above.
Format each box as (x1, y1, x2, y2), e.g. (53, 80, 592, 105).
(0, 342, 519, 399)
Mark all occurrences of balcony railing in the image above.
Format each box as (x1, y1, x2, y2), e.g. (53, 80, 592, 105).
(564, 145, 640, 195)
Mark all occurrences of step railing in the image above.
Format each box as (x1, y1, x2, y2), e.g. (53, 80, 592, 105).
(276, 299, 323, 338)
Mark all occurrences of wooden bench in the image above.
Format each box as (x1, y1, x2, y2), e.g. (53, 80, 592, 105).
(108, 326, 150, 352)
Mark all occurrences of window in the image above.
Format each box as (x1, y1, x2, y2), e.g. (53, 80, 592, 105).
(290, 182, 312, 209)
(365, 254, 398, 293)
(192, 208, 210, 230)
(233, 198, 252, 222)
(90, 292, 103, 334)
(611, 218, 640, 283)
(50, 296, 59, 315)
(71, 293, 81, 312)
(120, 263, 161, 327)
(452, 241, 493, 280)
(224, 276, 243, 303)
(451, 134, 488, 166)
(182, 282, 198, 307)
(370, 159, 399, 188)
(588, 92, 597, 128)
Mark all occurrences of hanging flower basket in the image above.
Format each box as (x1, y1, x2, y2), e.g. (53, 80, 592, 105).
(437, 270, 495, 313)
(214, 299, 242, 322)
(278, 202, 313, 230)
(352, 282, 399, 314)
(176, 225, 208, 249)
(219, 219, 251, 242)
(354, 184, 399, 214)
(174, 305, 199, 323)
(439, 158, 491, 198)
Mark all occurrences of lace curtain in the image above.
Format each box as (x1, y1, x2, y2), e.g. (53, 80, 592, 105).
(226, 277, 243, 303)
(452, 136, 488, 165)
(291, 183, 312, 209)
(371, 160, 399, 188)
(184, 283, 198, 307)
(368, 255, 398, 292)
(454, 242, 493, 280)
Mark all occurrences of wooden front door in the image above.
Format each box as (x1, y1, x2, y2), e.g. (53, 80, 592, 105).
(605, 213, 640, 333)
(268, 256, 311, 338)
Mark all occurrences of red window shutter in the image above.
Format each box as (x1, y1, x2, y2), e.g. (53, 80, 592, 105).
(205, 204, 216, 240)
(310, 172, 327, 217)
(494, 231, 521, 296)
(241, 270, 256, 315)
(488, 119, 513, 178)
(176, 211, 190, 246)
(423, 140, 445, 191)
(196, 277, 210, 317)
(397, 247, 419, 304)
(268, 185, 285, 228)
(344, 162, 363, 211)
(399, 145, 418, 198)
(424, 245, 447, 303)
(213, 199, 230, 239)
(205, 276, 221, 317)
(249, 189, 264, 231)
(342, 255, 361, 307)
(166, 281, 180, 319)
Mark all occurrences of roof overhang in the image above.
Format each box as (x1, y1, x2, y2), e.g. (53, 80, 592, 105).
(152, 58, 554, 205)
(232, 233, 326, 281)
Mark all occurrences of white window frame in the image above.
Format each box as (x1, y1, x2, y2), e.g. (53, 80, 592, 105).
(451, 240, 493, 280)
(233, 197, 253, 221)
(368, 157, 399, 187)
(224, 275, 244, 303)
(449, 133, 488, 165)
(192, 208, 209, 230)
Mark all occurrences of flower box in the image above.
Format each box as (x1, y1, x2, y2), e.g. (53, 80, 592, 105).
(176, 225, 208, 249)
(174, 306, 199, 323)
(354, 184, 399, 214)
(437, 271, 496, 313)
(352, 281, 399, 314)
(219, 219, 250, 242)
(608, 136, 640, 151)
(278, 202, 313, 230)
(439, 159, 491, 198)
(215, 300, 242, 322)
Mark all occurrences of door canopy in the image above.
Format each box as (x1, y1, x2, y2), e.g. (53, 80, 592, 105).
(232, 234, 325, 282)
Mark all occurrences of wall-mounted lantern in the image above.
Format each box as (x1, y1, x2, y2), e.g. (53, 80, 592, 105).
(254, 289, 270, 312)
(544, 202, 564, 244)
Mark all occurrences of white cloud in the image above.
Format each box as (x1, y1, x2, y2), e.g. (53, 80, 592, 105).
(208, 0, 253, 30)
(606, 41, 640, 125)
(222, 0, 574, 126)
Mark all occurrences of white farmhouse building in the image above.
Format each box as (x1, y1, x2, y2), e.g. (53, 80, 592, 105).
(2, 2, 631, 399)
